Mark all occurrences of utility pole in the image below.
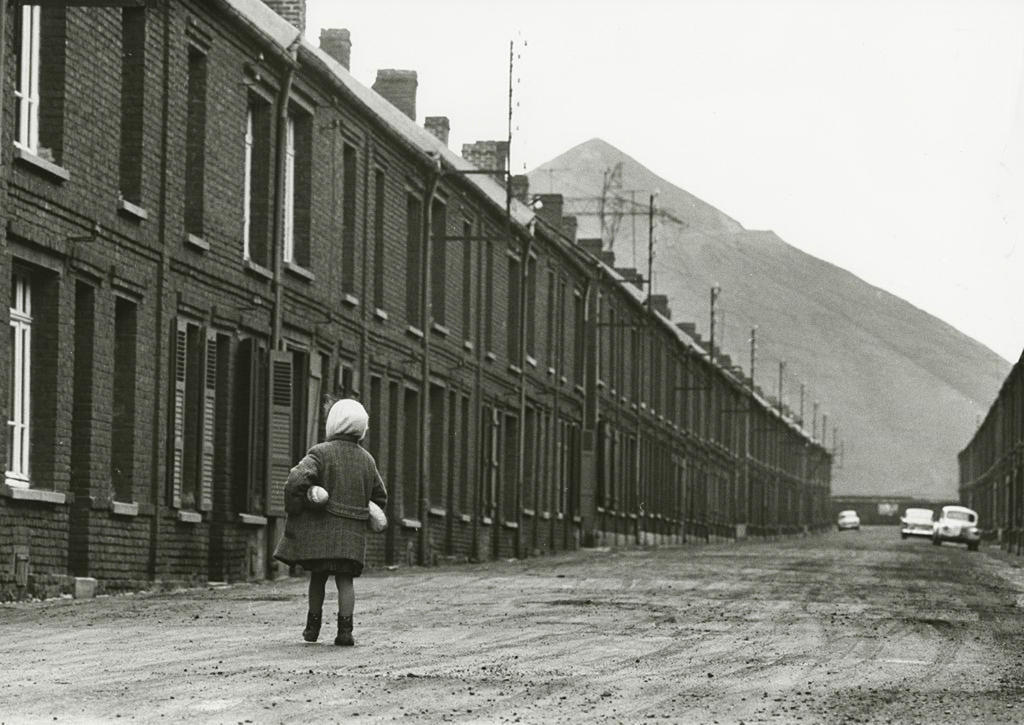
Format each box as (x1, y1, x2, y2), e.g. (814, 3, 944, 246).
(749, 327, 757, 389)
(812, 401, 819, 440)
(777, 361, 785, 413)
(799, 383, 805, 427)
(822, 413, 828, 449)
(709, 286, 721, 365)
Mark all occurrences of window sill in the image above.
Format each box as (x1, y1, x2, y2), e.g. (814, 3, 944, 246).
(485, 352, 497, 363)
(0, 482, 67, 505)
(525, 355, 537, 368)
(522, 508, 535, 518)
(508, 364, 522, 376)
(572, 515, 582, 524)
(556, 513, 564, 521)
(342, 293, 359, 307)
(184, 233, 209, 252)
(432, 323, 450, 337)
(502, 520, 519, 530)
(481, 516, 493, 526)
(111, 501, 139, 517)
(540, 511, 551, 520)
(284, 261, 315, 282)
(463, 340, 474, 352)
(374, 308, 389, 321)
(596, 506, 606, 514)
(13, 146, 70, 182)
(575, 384, 585, 395)
(428, 506, 447, 518)
(406, 325, 424, 340)
(459, 513, 471, 523)
(244, 258, 273, 281)
(117, 198, 149, 221)
(400, 517, 422, 530)
(596, 379, 605, 389)
(238, 513, 268, 526)
(176, 510, 202, 524)
(560, 376, 568, 385)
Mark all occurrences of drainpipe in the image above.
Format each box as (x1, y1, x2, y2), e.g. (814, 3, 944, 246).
(147, 0, 173, 583)
(418, 155, 442, 565)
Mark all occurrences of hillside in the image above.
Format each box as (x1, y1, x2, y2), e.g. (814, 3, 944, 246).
(530, 138, 1011, 499)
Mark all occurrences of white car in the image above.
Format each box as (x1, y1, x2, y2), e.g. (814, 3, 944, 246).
(900, 507, 934, 539)
(932, 505, 981, 551)
(837, 510, 860, 531)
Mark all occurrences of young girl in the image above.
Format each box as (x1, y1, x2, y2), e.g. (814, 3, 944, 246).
(274, 399, 388, 646)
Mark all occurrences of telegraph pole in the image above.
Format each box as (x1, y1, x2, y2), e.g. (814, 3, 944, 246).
(749, 327, 757, 388)
(709, 286, 721, 365)
(799, 383, 805, 427)
(812, 401, 819, 440)
(777, 361, 785, 413)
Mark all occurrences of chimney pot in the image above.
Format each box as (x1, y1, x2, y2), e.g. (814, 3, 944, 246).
(373, 69, 418, 121)
(261, 0, 306, 34)
(424, 116, 450, 146)
(320, 28, 351, 69)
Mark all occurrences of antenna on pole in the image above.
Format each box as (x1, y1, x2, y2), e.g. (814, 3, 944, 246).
(709, 285, 721, 365)
(749, 326, 757, 389)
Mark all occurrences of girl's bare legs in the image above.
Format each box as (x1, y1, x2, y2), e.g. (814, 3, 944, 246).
(334, 576, 355, 646)
(303, 572, 329, 642)
(336, 576, 354, 616)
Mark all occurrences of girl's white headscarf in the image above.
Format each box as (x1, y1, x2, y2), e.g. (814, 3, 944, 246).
(325, 399, 369, 441)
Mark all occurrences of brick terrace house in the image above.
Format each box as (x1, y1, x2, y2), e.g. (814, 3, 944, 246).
(0, 0, 831, 600)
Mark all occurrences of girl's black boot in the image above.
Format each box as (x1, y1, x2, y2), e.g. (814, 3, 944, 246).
(335, 615, 354, 646)
(303, 611, 322, 642)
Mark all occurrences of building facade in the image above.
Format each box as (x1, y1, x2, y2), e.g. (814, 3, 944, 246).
(959, 349, 1024, 552)
(0, 0, 832, 600)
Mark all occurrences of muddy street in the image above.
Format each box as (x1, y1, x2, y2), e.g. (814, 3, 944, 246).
(2, 528, 1023, 724)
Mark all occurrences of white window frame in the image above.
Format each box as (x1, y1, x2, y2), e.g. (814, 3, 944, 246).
(242, 108, 253, 261)
(282, 115, 295, 263)
(15, 5, 41, 153)
(7, 274, 32, 487)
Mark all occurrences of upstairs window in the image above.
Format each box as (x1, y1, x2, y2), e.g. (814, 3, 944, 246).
(405, 193, 423, 328)
(507, 254, 521, 363)
(372, 169, 386, 309)
(525, 255, 536, 360)
(119, 7, 146, 204)
(243, 95, 272, 268)
(430, 199, 447, 327)
(15, 5, 65, 163)
(342, 143, 358, 292)
(185, 45, 207, 238)
(461, 220, 473, 341)
(283, 107, 312, 268)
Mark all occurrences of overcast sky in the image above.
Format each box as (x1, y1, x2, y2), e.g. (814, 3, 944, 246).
(306, 0, 1024, 363)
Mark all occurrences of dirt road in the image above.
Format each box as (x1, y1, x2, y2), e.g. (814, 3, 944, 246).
(2, 527, 1023, 723)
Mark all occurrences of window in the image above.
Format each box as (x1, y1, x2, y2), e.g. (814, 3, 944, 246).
(461, 220, 473, 341)
(72, 283, 95, 497)
(545, 269, 555, 368)
(507, 254, 520, 363)
(525, 256, 536, 359)
(429, 384, 445, 508)
(15, 5, 65, 162)
(169, 320, 216, 511)
(243, 95, 272, 267)
(402, 388, 420, 518)
(233, 337, 267, 513)
(342, 143, 357, 292)
(7, 274, 32, 486)
(484, 239, 494, 351)
(119, 7, 145, 204)
(405, 193, 423, 328)
(372, 169, 386, 309)
(573, 288, 584, 384)
(430, 199, 447, 327)
(501, 413, 518, 520)
(185, 45, 207, 237)
(283, 109, 312, 267)
(557, 278, 567, 378)
(368, 376, 383, 461)
(112, 298, 138, 501)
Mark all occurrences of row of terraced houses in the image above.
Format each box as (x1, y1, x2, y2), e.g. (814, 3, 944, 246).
(0, 0, 833, 600)
(960, 349, 1024, 553)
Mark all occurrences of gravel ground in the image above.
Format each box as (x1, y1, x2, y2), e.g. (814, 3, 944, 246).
(2, 526, 1023, 724)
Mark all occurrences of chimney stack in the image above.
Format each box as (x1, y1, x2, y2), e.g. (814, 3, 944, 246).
(461, 140, 508, 185)
(615, 267, 643, 291)
(648, 294, 672, 319)
(597, 250, 616, 267)
(424, 116, 450, 146)
(562, 215, 577, 243)
(579, 238, 603, 256)
(511, 174, 530, 205)
(261, 0, 306, 34)
(319, 28, 351, 69)
(535, 193, 563, 230)
(372, 69, 418, 121)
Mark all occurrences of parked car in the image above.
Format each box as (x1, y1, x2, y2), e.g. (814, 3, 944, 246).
(900, 507, 934, 539)
(837, 510, 860, 531)
(932, 505, 981, 550)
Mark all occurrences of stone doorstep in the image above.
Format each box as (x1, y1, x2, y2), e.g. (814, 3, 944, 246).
(73, 577, 98, 599)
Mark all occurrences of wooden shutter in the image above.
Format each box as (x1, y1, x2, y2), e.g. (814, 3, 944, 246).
(266, 350, 293, 516)
(169, 320, 186, 508)
(199, 330, 217, 512)
(306, 354, 322, 447)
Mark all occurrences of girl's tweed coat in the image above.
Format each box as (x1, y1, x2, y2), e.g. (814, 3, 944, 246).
(273, 435, 388, 567)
